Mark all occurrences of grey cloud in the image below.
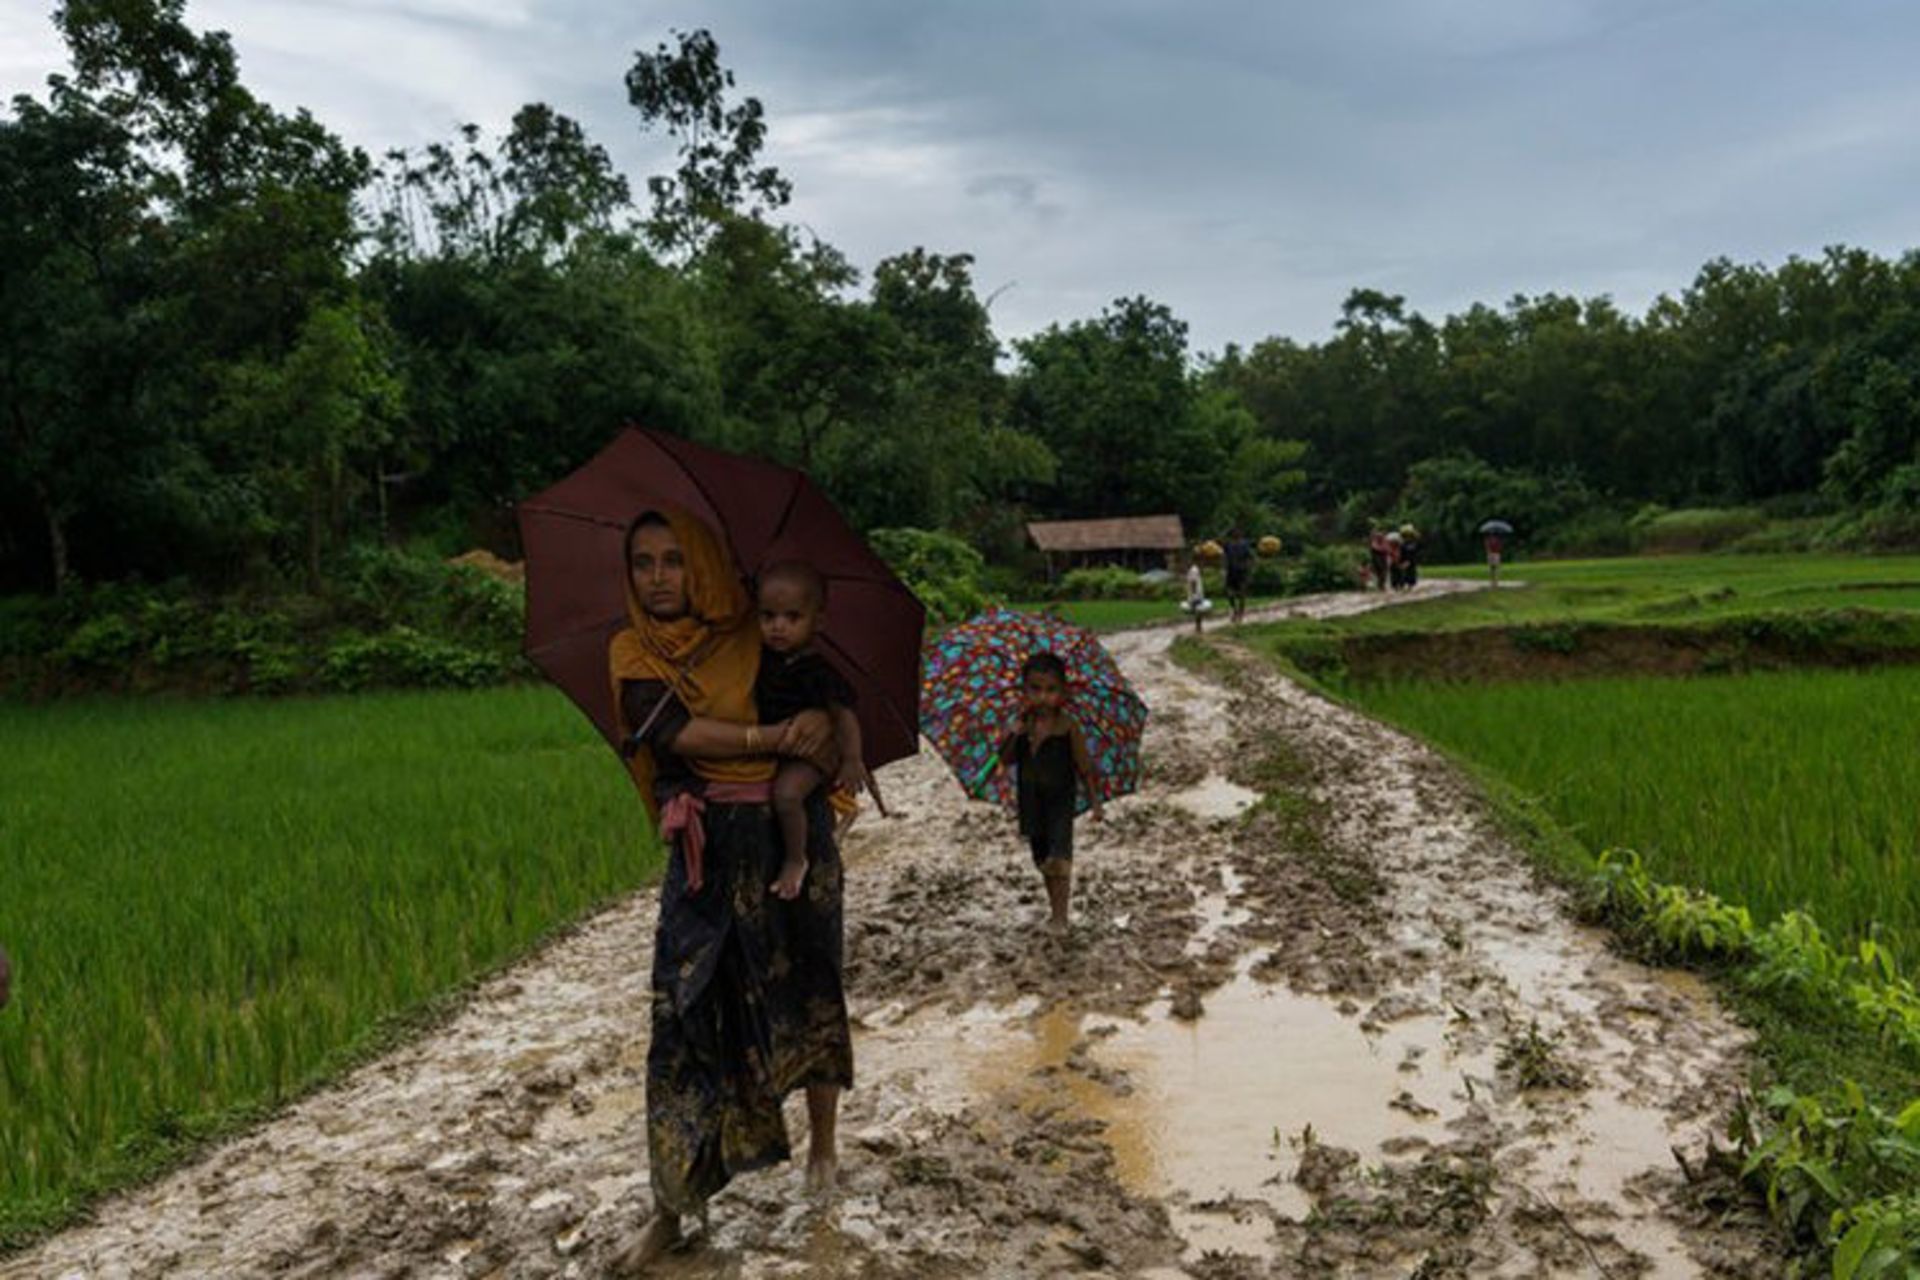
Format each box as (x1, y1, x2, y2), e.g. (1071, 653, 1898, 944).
(964, 174, 1063, 223)
(8, 0, 1920, 352)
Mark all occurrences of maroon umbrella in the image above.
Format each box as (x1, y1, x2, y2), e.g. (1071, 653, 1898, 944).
(516, 425, 926, 770)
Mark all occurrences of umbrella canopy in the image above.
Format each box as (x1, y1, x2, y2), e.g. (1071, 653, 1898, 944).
(516, 426, 926, 769)
(1478, 519, 1515, 535)
(921, 606, 1147, 814)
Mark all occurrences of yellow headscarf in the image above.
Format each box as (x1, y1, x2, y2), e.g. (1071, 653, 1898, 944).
(608, 506, 772, 820)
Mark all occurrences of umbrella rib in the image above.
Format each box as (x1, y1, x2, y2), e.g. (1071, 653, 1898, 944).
(650, 431, 737, 560)
(515, 502, 631, 531)
(767, 473, 806, 548)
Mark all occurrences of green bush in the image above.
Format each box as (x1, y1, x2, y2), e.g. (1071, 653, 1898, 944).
(238, 640, 303, 694)
(1395, 453, 1604, 561)
(1287, 546, 1360, 596)
(1536, 506, 1635, 557)
(320, 627, 507, 692)
(2, 544, 529, 696)
(1727, 519, 1824, 555)
(1059, 566, 1132, 599)
(1630, 506, 1768, 553)
(54, 614, 141, 669)
(0, 594, 61, 660)
(331, 544, 522, 644)
(1821, 507, 1920, 553)
(979, 563, 1037, 600)
(1056, 566, 1179, 600)
(1246, 558, 1289, 595)
(869, 526, 990, 625)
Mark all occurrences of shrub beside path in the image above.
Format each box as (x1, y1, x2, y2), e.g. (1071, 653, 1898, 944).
(3, 582, 1781, 1278)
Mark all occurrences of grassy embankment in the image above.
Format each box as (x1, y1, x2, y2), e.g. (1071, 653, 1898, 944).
(1234, 554, 1920, 1048)
(0, 687, 647, 1247)
(1221, 553, 1920, 1264)
(1008, 596, 1282, 632)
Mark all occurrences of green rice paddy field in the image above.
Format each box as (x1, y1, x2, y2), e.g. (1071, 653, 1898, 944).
(1420, 551, 1920, 623)
(0, 688, 647, 1236)
(1351, 668, 1920, 972)
(1239, 555, 1920, 967)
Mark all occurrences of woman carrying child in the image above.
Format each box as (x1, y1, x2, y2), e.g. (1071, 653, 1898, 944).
(1001, 652, 1105, 932)
(608, 508, 854, 1272)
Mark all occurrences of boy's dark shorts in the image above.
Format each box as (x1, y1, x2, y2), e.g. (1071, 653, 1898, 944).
(1024, 803, 1075, 868)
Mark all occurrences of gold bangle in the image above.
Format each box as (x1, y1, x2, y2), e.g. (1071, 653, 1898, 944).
(745, 725, 762, 752)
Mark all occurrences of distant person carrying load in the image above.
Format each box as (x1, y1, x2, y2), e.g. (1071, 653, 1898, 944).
(1222, 527, 1254, 623)
(1398, 524, 1421, 590)
(1183, 557, 1212, 633)
(1367, 526, 1391, 592)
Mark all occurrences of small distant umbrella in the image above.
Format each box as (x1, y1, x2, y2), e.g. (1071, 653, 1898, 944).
(920, 606, 1146, 815)
(1478, 519, 1514, 535)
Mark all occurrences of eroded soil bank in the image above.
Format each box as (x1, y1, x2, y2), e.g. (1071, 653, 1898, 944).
(4, 583, 1781, 1279)
(1276, 607, 1920, 686)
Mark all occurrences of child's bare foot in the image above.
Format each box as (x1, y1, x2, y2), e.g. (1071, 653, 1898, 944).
(609, 1212, 681, 1274)
(771, 854, 808, 900)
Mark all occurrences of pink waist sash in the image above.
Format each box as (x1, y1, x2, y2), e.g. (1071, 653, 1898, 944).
(660, 780, 774, 893)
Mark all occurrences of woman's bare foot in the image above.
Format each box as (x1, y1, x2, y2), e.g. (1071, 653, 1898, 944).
(805, 1155, 838, 1198)
(770, 853, 808, 900)
(609, 1212, 681, 1274)
(804, 1083, 840, 1201)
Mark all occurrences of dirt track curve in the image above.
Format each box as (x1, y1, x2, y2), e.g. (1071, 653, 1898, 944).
(5, 583, 1782, 1279)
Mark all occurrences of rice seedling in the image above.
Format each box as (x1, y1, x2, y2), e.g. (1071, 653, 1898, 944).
(0, 687, 648, 1232)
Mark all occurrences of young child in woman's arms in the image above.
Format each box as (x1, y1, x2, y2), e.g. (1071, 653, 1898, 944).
(997, 652, 1103, 932)
(754, 560, 878, 900)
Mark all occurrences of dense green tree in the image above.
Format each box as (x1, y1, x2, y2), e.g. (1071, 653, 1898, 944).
(1011, 296, 1220, 521)
(853, 249, 1051, 534)
(0, 82, 153, 588)
(205, 301, 403, 585)
(13, 0, 1920, 601)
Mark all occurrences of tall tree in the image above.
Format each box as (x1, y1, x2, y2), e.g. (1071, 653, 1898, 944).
(1011, 296, 1225, 523)
(372, 105, 632, 262)
(0, 82, 153, 588)
(625, 28, 790, 256)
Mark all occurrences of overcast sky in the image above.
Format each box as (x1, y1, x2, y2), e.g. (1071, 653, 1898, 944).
(7, 1, 1919, 354)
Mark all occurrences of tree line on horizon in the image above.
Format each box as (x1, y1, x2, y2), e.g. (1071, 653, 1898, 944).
(6, 0, 1920, 599)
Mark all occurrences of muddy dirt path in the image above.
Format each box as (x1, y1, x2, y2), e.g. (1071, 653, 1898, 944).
(7, 583, 1781, 1279)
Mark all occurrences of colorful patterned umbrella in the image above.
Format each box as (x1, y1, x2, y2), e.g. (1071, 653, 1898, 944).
(921, 606, 1147, 813)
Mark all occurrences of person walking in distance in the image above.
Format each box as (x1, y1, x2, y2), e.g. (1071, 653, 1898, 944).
(1222, 527, 1253, 623)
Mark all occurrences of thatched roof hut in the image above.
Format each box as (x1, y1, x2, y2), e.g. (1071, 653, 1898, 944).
(1026, 515, 1186, 577)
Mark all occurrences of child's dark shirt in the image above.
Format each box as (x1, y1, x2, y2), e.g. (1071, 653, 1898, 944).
(755, 648, 856, 724)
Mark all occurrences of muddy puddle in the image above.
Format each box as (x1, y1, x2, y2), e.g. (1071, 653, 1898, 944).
(1166, 774, 1261, 823)
(858, 950, 1716, 1272)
